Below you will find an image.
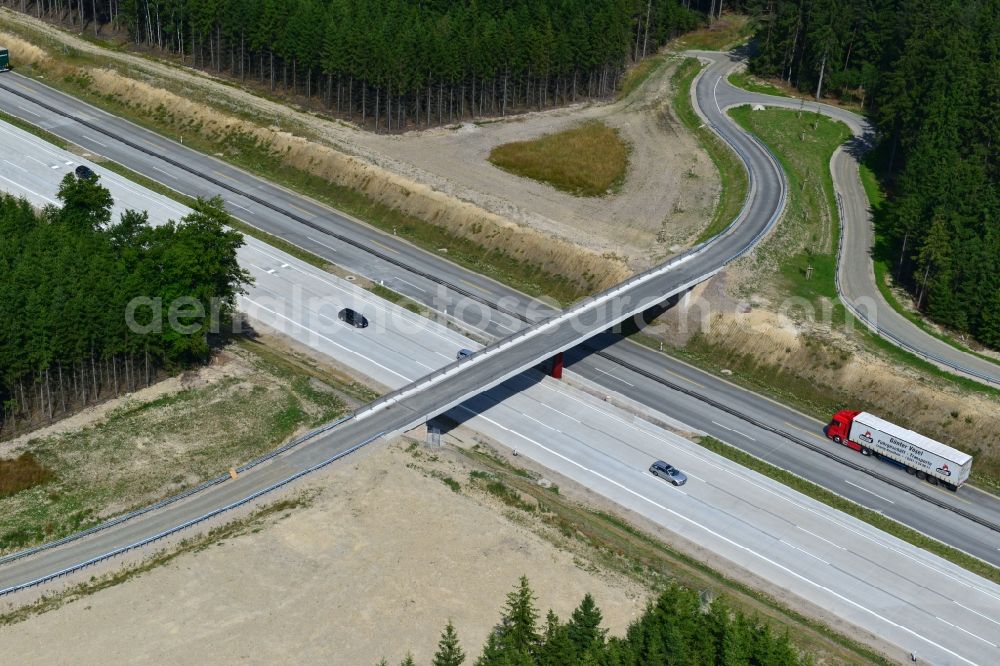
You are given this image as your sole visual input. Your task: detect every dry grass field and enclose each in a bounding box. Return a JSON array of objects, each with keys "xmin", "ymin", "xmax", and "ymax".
[
  {"xmin": 0, "ymin": 338, "xmax": 371, "ymax": 553},
  {"xmin": 489, "ymin": 121, "xmax": 630, "ymax": 197}
]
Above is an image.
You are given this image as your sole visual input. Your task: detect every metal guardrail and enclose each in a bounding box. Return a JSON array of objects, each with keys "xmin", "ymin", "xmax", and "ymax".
[
  {"xmin": 833, "ymin": 192, "xmax": 1000, "ymax": 387},
  {"xmin": 0, "ymin": 415, "xmax": 351, "ymax": 567},
  {"xmin": 0, "ymin": 68, "xmax": 990, "ymax": 596},
  {"xmin": 0, "ymin": 432, "xmax": 383, "ymax": 597}
]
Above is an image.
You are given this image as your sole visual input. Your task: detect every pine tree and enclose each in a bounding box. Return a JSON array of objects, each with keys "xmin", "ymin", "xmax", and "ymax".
[
  {"xmin": 537, "ymin": 610, "xmax": 576, "ymax": 666},
  {"xmin": 475, "ymin": 576, "xmax": 541, "ymax": 666},
  {"xmin": 502, "ymin": 576, "xmax": 542, "ymax": 656},
  {"xmin": 565, "ymin": 593, "xmax": 606, "ymax": 655},
  {"xmin": 433, "ymin": 621, "xmax": 466, "ymax": 666}
]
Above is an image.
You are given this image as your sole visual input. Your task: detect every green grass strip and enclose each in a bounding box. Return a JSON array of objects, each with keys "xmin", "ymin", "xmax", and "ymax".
[
  {"xmin": 698, "ymin": 436, "xmax": 1000, "ymax": 585},
  {"xmin": 727, "ymin": 71, "xmax": 790, "ymax": 97}
]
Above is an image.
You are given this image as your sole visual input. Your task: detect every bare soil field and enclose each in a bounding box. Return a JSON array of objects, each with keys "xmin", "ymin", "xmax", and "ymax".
[
  {"xmin": 0, "ymin": 441, "xmax": 649, "ymax": 666},
  {"xmin": 363, "ymin": 56, "xmax": 718, "ymax": 267}
]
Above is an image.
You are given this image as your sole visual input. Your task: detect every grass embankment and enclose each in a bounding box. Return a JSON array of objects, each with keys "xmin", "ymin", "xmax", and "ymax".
[
  {"xmin": 0, "ymin": 338, "xmax": 374, "ymax": 553},
  {"xmin": 618, "ymin": 53, "xmax": 667, "ymax": 100},
  {"xmin": 672, "ymin": 14, "xmax": 752, "ymax": 51},
  {"xmin": 727, "ymin": 71, "xmax": 790, "ymax": 97},
  {"xmin": 0, "ymin": 22, "xmax": 599, "ymax": 305},
  {"xmin": 489, "ymin": 121, "xmax": 629, "ymax": 197},
  {"xmin": 697, "ymin": 437, "xmax": 1000, "ymax": 586},
  {"xmin": 671, "ymin": 59, "xmax": 748, "ymax": 242},
  {"xmin": 451, "ymin": 444, "xmax": 889, "ymax": 666},
  {"xmin": 664, "ymin": 106, "xmax": 1000, "ymax": 489}
]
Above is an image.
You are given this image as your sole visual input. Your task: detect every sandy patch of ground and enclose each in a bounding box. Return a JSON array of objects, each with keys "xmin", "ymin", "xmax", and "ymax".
[
  {"xmin": 0, "ymin": 10, "xmax": 717, "ymax": 273},
  {"xmin": 0, "ymin": 351, "xmax": 247, "ymax": 458},
  {"xmin": 361, "ymin": 57, "xmax": 718, "ymax": 268},
  {"xmin": 0, "ymin": 440, "xmax": 648, "ymax": 665}
]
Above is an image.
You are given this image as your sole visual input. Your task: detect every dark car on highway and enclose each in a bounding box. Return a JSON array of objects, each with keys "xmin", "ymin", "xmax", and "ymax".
[
  {"xmin": 338, "ymin": 308, "xmax": 368, "ymax": 328},
  {"xmin": 649, "ymin": 460, "xmax": 687, "ymax": 486},
  {"xmin": 74, "ymin": 165, "xmax": 96, "ymax": 180}
]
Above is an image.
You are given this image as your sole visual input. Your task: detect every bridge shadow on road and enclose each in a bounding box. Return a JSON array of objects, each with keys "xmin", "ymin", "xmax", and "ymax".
[{"xmin": 431, "ymin": 293, "xmax": 684, "ymax": 435}]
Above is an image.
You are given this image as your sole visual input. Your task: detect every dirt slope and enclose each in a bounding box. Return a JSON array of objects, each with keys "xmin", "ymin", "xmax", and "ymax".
[{"xmin": 0, "ymin": 442, "xmax": 646, "ymax": 665}]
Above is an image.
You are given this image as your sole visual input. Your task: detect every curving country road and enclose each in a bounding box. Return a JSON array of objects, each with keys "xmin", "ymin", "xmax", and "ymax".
[{"xmin": 691, "ymin": 51, "xmax": 1000, "ymax": 387}]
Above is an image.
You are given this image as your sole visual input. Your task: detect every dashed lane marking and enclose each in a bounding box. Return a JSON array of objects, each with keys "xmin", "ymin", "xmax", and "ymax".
[
  {"xmin": 711, "ymin": 420, "xmax": 755, "ymax": 440},
  {"xmin": 594, "ymin": 367, "xmax": 634, "ymax": 387},
  {"xmin": 844, "ymin": 480, "xmax": 895, "ymax": 504},
  {"xmin": 81, "ymin": 134, "xmax": 107, "ymax": 147}
]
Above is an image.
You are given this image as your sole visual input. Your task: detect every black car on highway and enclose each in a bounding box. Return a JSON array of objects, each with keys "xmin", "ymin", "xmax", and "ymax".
[
  {"xmin": 338, "ymin": 308, "xmax": 369, "ymax": 328},
  {"xmin": 649, "ymin": 460, "xmax": 687, "ymax": 486},
  {"xmin": 74, "ymin": 165, "xmax": 96, "ymax": 180}
]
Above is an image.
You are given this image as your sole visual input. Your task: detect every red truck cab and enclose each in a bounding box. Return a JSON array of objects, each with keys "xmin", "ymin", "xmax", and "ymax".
[{"xmin": 824, "ymin": 409, "xmax": 862, "ymax": 452}]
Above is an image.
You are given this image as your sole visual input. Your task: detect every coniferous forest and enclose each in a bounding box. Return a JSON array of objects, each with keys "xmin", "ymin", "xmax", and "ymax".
[
  {"xmin": 397, "ymin": 577, "xmax": 807, "ymax": 666},
  {"xmin": 0, "ymin": 176, "xmax": 251, "ymax": 438},
  {"xmin": 747, "ymin": 0, "xmax": 1000, "ymax": 347},
  {"xmin": 3, "ymin": 0, "xmax": 708, "ymax": 129}
]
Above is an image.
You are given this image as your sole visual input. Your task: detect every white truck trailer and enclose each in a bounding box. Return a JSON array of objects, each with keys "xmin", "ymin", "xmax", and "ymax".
[{"xmin": 825, "ymin": 409, "xmax": 973, "ymax": 490}]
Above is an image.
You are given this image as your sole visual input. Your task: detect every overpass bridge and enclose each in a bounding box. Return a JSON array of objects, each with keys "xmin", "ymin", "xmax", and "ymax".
[{"xmin": 0, "ymin": 53, "xmax": 785, "ymax": 594}]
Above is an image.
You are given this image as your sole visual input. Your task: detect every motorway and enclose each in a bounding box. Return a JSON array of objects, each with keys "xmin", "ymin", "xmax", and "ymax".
[
  {"xmin": 5, "ymin": 115, "xmax": 998, "ymax": 564},
  {"xmin": 689, "ymin": 51, "xmax": 1000, "ymax": 387},
  {"xmin": 3, "ymin": 124, "xmax": 1000, "ymax": 665},
  {"xmin": 2, "ymin": 60, "xmax": 999, "ymax": 538},
  {"xmin": 2, "ymin": 55, "xmax": 1000, "ymax": 531}
]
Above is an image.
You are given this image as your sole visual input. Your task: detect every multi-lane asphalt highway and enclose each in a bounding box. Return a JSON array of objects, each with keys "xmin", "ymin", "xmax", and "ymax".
[
  {"xmin": 2, "ymin": 56, "xmax": 999, "ymax": 535},
  {"xmin": 689, "ymin": 51, "xmax": 1000, "ymax": 387},
  {"xmin": 3, "ymin": 126, "xmax": 1000, "ymax": 665},
  {"xmin": 2, "ymin": 60, "xmax": 997, "ymax": 537}
]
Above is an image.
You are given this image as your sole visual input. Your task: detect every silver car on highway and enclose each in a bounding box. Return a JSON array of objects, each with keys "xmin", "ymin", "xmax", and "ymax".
[{"xmin": 649, "ymin": 460, "xmax": 687, "ymax": 486}]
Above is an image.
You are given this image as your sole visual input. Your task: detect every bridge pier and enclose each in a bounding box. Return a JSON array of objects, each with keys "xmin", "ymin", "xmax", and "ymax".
[{"xmin": 549, "ymin": 351, "xmax": 564, "ymax": 379}]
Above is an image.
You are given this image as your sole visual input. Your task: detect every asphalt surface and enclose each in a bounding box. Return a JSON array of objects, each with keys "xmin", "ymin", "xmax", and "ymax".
[
  {"xmin": 2, "ymin": 59, "xmax": 996, "ymax": 529},
  {"xmin": 3, "ymin": 127, "xmax": 1000, "ymax": 665},
  {"xmin": 689, "ymin": 51, "xmax": 1000, "ymax": 387},
  {"xmin": 0, "ymin": 59, "xmax": 998, "ymax": 542}
]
